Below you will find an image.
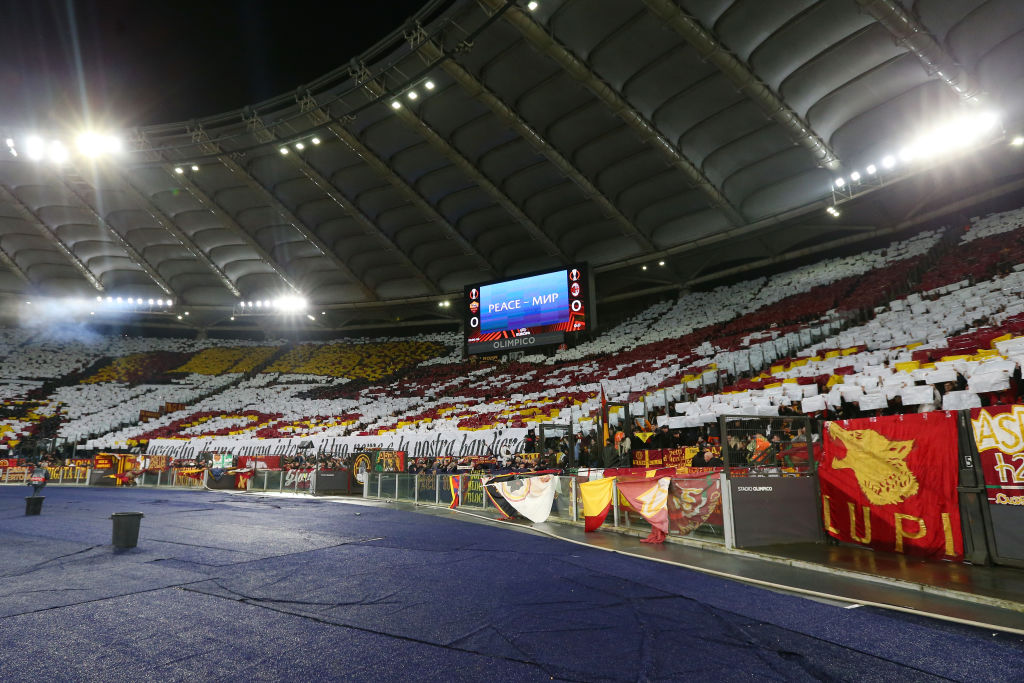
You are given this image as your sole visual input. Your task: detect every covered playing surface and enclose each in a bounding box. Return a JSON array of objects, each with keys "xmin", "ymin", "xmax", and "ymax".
[{"xmin": 1, "ymin": 486, "xmax": 1022, "ymax": 681}]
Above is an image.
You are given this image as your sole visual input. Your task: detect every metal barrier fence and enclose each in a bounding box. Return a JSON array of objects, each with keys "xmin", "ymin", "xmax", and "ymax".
[
  {"xmin": 363, "ymin": 472, "xmax": 725, "ymax": 543},
  {"xmin": 719, "ymin": 415, "xmax": 816, "ymax": 474}
]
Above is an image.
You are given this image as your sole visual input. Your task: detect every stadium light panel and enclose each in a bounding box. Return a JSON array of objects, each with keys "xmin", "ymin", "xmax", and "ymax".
[
  {"xmin": 642, "ymin": 265, "xmax": 647, "ymax": 271},
  {"xmin": 528, "ymin": 1, "xmax": 539, "ymax": 9},
  {"xmin": 833, "ymin": 177, "xmax": 845, "ymax": 188},
  {"xmin": 659, "ymin": 260, "xmax": 665, "ymax": 266},
  {"xmin": 116, "ymin": 297, "xmax": 123, "ymax": 303},
  {"xmin": 311, "ymin": 137, "xmax": 321, "ymax": 145},
  {"xmin": 391, "ymin": 101, "xmax": 401, "ymax": 110},
  {"xmin": 866, "ymin": 164, "xmax": 877, "ymax": 175},
  {"xmin": 174, "ymin": 167, "xmax": 184, "ymax": 174},
  {"xmin": 849, "ymin": 171, "xmax": 861, "ymax": 182},
  {"xmin": 882, "ymin": 155, "xmax": 896, "ymax": 169},
  {"xmin": 407, "ymin": 91, "xmax": 418, "ymax": 100},
  {"xmin": 148, "ymin": 298, "xmax": 154, "ymax": 305},
  {"xmin": 177, "ymin": 315, "xmax": 182, "ymax": 320},
  {"xmin": 48, "ymin": 141, "xmax": 69, "ymax": 164},
  {"xmin": 4, "ymin": 138, "xmax": 12, "ymax": 147},
  {"xmin": 190, "ymin": 164, "xmax": 199, "ymax": 171},
  {"xmin": 279, "ymin": 147, "xmax": 289, "ymax": 155},
  {"xmin": 1012, "ymin": 136, "xmax": 1024, "ymax": 147},
  {"xmin": 307, "ymin": 314, "xmax": 315, "ymax": 321},
  {"xmin": 230, "ymin": 316, "xmax": 235, "ymax": 321},
  {"xmin": 424, "ymin": 81, "xmax": 435, "ymax": 90},
  {"xmin": 295, "ymin": 142, "xmax": 305, "ymax": 150},
  {"xmin": 157, "ymin": 299, "xmax": 164, "ymax": 306}
]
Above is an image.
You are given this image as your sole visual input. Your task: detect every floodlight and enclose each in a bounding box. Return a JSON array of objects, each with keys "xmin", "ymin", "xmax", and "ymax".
[
  {"xmin": 127, "ymin": 298, "xmax": 134, "ymax": 304},
  {"xmin": 106, "ymin": 296, "xmax": 113, "ymax": 302},
  {"xmin": 850, "ymin": 171, "xmax": 861, "ymax": 182},
  {"xmin": 866, "ymin": 164, "xmax": 877, "ymax": 175},
  {"xmin": 438, "ymin": 301, "xmax": 445, "ymax": 307},
  {"xmin": 391, "ymin": 101, "xmax": 401, "ymax": 110},
  {"xmin": 76, "ymin": 133, "xmax": 102, "ymax": 157},
  {"xmin": 256, "ymin": 300, "xmax": 262, "ymax": 308},
  {"xmin": 407, "ymin": 91, "xmax": 418, "ymax": 100},
  {"xmin": 4, "ymin": 138, "xmax": 12, "ymax": 147},
  {"xmin": 177, "ymin": 315, "xmax": 182, "ymax": 320},
  {"xmin": 25, "ymin": 136, "xmax": 45, "ymax": 161},
  {"xmin": 833, "ymin": 177, "xmax": 845, "ymax": 188},
  {"xmin": 642, "ymin": 265, "xmax": 647, "ymax": 271},
  {"xmin": 116, "ymin": 297, "xmax": 123, "ymax": 303},
  {"xmin": 157, "ymin": 299, "xmax": 164, "ymax": 306},
  {"xmin": 424, "ymin": 81, "xmax": 435, "ymax": 90},
  {"xmin": 898, "ymin": 147, "xmax": 914, "ymax": 163},
  {"xmin": 295, "ymin": 142, "xmax": 305, "ymax": 150},
  {"xmin": 148, "ymin": 298, "xmax": 154, "ymax": 305},
  {"xmin": 230, "ymin": 316, "xmax": 235, "ymax": 321},
  {"xmin": 527, "ymin": 1, "xmax": 539, "ymax": 9},
  {"xmin": 280, "ymin": 147, "xmax": 289, "ymax": 155},
  {"xmin": 311, "ymin": 137, "xmax": 321, "ymax": 145},
  {"xmin": 1012, "ymin": 136, "xmax": 1024, "ymax": 147},
  {"xmin": 190, "ymin": 164, "xmax": 199, "ymax": 171},
  {"xmin": 882, "ymin": 155, "xmax": 896, "ymax": 169},
  {"xmin": 49, "ymin": 141, "xmax": 69, "ymax": 164},
  {"xmin": 174, "ymin": 167, "xmax": 184, "ymax": 174},
  {"xmin": 263, "ymin": 300, "xmax": 271, "ymax": 307},
  {"xmin": 307, "ymin": 314, "xmax": 315, "ymax": 321},
  {"xmin": 659, "ymin": 260, "xmax": 665, "ymax": 266}
]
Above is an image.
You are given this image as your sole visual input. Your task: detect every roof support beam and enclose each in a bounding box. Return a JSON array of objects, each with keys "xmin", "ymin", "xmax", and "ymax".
[
  {"xmin": 416, "ymin": 40, "xmax": 659, "ymax": 254},
  {"xmin": 478, "ymin": 0, "xmax": 746, "ymax": 226},
  {"xmin": 60, "ymin": 178, "xmax": 175, "ymax": 296},
  {"xmin": 0, "ymin": 244, "xmax": 31, "ymax": 288},
  {"xmin": 0, "ymin": 184, "xmax": 105, "ymax": 292},
  {"xmin": 856, "ymin": 0, "xmax": 981, "ymax": 101},
  {"xmin": 249, "ymin": 112, "xmax": 440, "ymax": 295},
  {"xmin": 362, "ymin": 76, "xmax": 572, "ymax": 263},
  {"xmin": 161, "ymin": 167, "xmax": 300, "ymax": 293},
  {"xmin": 214, "ymin": 152, "xmax": 378, "ymax": 301},
  {"xmin": 323, "ymin": 119, "xmax": 499, "ymax": 277},
  {"xmin": 188, "ymin": 122, "xmax": 377, "ymax": 301},
  {"xmin": 131, "ymin": 130, "xmax": 299, "ymax": 294},
  {"xmin": 112, "ymin": 171, "xmax": 242, "ymax": 297},
  {"xmin": 285, "ymin": 152, "xmax": 442, "ymax": 295},
  {"xmin": 641, "ymin": 0, "xmax": 841, "ymax": 171}
]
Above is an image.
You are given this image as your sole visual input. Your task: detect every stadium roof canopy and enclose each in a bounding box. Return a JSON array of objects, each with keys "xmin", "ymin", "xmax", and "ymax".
[{"xmin": 0, "ymin": 0, "xmax": 1022, "ymax": 333}]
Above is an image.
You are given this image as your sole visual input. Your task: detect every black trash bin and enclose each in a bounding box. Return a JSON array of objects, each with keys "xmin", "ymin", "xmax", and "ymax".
[
  {"xmin": 24, "ymin": 496, "xmax": 44, "ymax": 515},
  {"xmin": 110, "ymin": 512, "xmax": 144, "ymax": 548}
]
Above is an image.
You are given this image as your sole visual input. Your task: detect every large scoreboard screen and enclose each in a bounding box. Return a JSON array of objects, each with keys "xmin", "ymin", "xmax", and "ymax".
[{"xmin": 464, "ymin": 264, "xmax": 592, "ymax": 355}]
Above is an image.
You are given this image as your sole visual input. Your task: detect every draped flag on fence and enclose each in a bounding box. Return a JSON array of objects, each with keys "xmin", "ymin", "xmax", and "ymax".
[
  {"xmin": 489, "ymin": 474, "xmax": 556, "ymax": 524},
  {"xmin": 616, "ymin": 476, "xmax": 670, "ymax": 543},
  {"xmin": 667, "ymin": 474, "xmax": 721, "ymax": 535},
  {"xmin": 819, "ymin": 413, "xmax": 962, "ymax": 559},
  {"xmin": 970, "ymin": 405, "xmax": 1024, "ymax": 506},
  {"xmin": 580, "ymin": 477, "xmax": 615, "ymax": 531},
  {"xmin": 482, "ymin": 473, "xmax": 520, "ymax": 519},
  {"xmin": 448, "ymin": 475, "xmax": 461, "ymax": 509}
]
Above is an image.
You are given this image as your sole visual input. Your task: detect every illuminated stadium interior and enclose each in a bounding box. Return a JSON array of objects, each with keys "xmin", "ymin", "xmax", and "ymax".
[{"xmin": 3, "ymin": 1, "xmax": 1024, "ymax": 678}]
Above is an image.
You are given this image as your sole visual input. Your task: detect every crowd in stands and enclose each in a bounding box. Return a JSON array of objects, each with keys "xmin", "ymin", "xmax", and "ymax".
[{"xmin": 0, "ymin": 205, "xmax": 1024, "ymax": 460}]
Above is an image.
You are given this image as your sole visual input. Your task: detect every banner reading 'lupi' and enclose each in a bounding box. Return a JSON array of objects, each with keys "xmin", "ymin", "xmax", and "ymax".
[{"xmin": 819, "ymin": 413, "xmax": 962, "ymax": 560}]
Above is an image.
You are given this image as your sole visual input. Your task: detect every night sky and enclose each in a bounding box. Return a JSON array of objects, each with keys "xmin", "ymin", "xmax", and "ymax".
[{"xmin": 0, "ymin": 0, "xmax": 429, "ymax": 130}]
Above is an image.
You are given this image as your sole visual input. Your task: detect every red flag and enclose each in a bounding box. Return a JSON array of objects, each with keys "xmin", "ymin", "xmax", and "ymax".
[
  {"xmin": 579, "ymin": 477, "xmax": 615, "ymax": 531},
  {"xmin": 448, "ymin": 475, "xmax": 461, "ymax": 509},
  {"xmin": 616, "ymin": 476, "xmax": 670, "ymax": 543},
  {"xmin": 819, "ymin": 413, "xmax": 962, "ymax": 559},
  {"xmin": 668, "ymin": 474, "xmax": 721, "ymax": 535}
]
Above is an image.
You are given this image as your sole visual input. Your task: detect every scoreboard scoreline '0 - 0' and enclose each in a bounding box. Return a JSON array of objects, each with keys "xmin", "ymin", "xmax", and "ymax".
[{"xmin": 464, "ymin": 265, "xmax": 594, "ymax": 355}]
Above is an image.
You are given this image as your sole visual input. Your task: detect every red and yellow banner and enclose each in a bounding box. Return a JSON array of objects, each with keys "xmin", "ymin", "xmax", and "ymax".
[
  {"xmin": 668, "ymin": 474, "xmax": 722, "ymax": 535},
  {"xmin": 617, "ymin": 476, "xmax": 670, "ymax": 543},
  {"xmin": 820, "ymin": 413, "xmax": 962, "ymax": 560},
  {"xmin": 970, "ymin": 405, "xmax": 1024, "ymax": 506}
]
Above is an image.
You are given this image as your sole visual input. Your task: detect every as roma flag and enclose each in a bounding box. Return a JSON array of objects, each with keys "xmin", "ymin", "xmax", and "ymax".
[
  {"xmin": 616, "ymin": 476, "xmax": 670, "ymax": 544},
  {"xmin": 819, "ymin": 413, "xmax": 962, "ymax": 560},
  {"xmin": 579, "ymin": 477, "xmax": 615, "ymax": 531}
]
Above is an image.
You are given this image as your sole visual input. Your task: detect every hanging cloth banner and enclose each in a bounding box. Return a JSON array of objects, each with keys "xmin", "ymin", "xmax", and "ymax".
[
  {"xmin": 448, "ymin": 475, "xmax": 461, "ymax": 509},
  {"xmin": 616, "ymin": 476, "xmax": 670, "ymax": 544},
  {"xmin": 969, "ymin": 405, "xmax": 1024, "ymax": 505},
  {"xmin": 819, "ymin": 413, "xmax": 963, "ymax": 560},
  {"xmin": 579, "ymin": 477, "xmax": 615, "ymax": 532},
  {"xmin": 483, "ymin": 473, "xmax": 520, "ymax": 519},
  {"xmin": 490, "ymin": 474, "xmax": 557, "ymax": 524},
  {"xmin": 667, "ymin": 474, "xmax": 722, "ymax": 535}
]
